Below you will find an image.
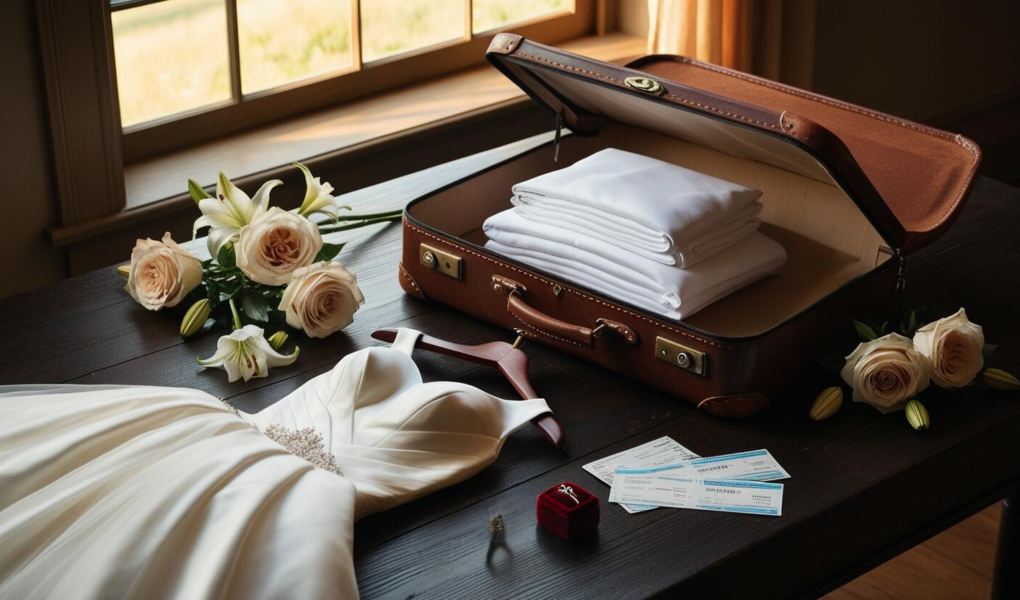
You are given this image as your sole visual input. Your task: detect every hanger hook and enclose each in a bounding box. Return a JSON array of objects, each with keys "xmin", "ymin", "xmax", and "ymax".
[{"xmin": 512, "ymin": 328, "xmax": 526, "ymax": 349}]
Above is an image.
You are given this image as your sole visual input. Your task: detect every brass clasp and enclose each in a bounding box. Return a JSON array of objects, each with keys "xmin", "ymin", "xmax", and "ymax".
[
  {"xmin": 654, "ymin": 336, "xmax": 707, "ymax": 376},
  {"xmin": 624, "ymin": 76, "xmax": 665, "ymax": 96},
  {"xmin": 420, "ymin": 243, "xmax": 462, "ymax": 280}
]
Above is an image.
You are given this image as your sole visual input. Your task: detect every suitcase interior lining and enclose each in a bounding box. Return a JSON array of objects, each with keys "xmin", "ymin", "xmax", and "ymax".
[
  {"xmin": 409, "ymin": 73, "xmax": 893, "ymax": 338},
  {"xmin": 630, "ymin": 56, "xmax": 980, "ymax": 247}
]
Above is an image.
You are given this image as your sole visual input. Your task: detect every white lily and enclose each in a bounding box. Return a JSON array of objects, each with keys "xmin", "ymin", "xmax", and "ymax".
[
  {"xmin": 196, "ymin": 324, "xmax": 299, "ymax": 382},
  {"xmin": 193, "ymin": 172, "xmax": 282, "ymax": 259},
  {"xmin": 294, "ymin": 162, "xmax": 350, "ymax": 221}
]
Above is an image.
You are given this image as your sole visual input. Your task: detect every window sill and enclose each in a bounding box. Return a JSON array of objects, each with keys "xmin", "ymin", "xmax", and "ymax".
[{"xmin": 47, "ymin": 33, "xmax": 644, "ymax": 248}]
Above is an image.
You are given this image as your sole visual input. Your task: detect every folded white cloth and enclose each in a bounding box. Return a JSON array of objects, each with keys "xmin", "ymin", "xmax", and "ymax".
[
  {"xmin": 484, "ymin": 209, "xmax": 787, "ymax": 320},
  {"xmin": 511, "ymin": 148, "xmax": 763, "ymax": 268}
]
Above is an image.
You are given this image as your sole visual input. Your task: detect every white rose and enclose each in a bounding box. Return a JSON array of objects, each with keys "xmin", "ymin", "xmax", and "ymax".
[
  {"xmin": 913, "ymin": 308, "xmax": 985, "ymax": 388},
  {"xmin": 841, "ymin": 333, "xmax": 931, "ymax": 413},
  {"xmin": 236, "ymin": 206, "xmax": 322, "ymax": 286},
  {"xmin": 125, "ymin": 232, "xmax": 203, "ymax": 311},
  {"xmin": 279, "ymin": 262, "xmax": 365, "ymax": 338}
]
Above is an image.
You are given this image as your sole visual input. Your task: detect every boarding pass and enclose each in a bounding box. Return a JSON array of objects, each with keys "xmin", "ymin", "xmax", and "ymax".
[
  {"xmin": 581, "ymin": 437, "xmax": 700, "ymax": 514},
  {"xmin": 609, "ymin": 475, "xmax": 784, "ymax": 516},
  {"xmin": 615, "ymin": 449, "xmax": 790, "ymax": 482}
]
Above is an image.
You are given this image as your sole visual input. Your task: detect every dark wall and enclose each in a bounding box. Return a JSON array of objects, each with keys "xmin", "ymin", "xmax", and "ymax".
[
  {"xmin": 0, "ymin": 0, "xmax": 65, "ymax": 298},
  {"xmin": 813, "ymin": 0, "xmax": 1020, "ymax": 120}
]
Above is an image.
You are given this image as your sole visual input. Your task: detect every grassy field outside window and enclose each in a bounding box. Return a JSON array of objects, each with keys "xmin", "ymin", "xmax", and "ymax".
[{"xmin": 113, "ymin": 0, "xmax": 566, "ymax": 127}]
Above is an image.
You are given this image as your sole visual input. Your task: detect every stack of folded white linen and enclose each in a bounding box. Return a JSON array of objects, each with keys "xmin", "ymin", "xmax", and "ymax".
[{"xmin": 483, "ymin": 148, "xmax": 787, "ymax": 320}]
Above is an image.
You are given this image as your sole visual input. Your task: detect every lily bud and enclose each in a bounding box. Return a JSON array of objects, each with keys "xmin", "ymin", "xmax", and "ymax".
[
  {"xmin": 267, "ymin": 331, "xmax": 289, "ymax": 351},
  {"xmin": 188, "ymin": 178, "xmax": 211, "ymax": 206},
  {"xmin": 117, "ymin": 264, "xmax": 131, "ymax": 279},
  {"xmin": 983, "ymin": 368, "xmax": 1020, "ymax": 391},
  {"xmin": 809, "ymin": 387, "xmax": 843, "ymax": 421},
  {"xmin": 905, "ymin": 399, "xmax": 930, "ymax": 431},
  {"xmin": 180, "ymin": 299, "xmax": 211, "ymax": 338}
]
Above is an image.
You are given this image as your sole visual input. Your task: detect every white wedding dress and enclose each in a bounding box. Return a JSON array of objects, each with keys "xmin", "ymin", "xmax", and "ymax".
[{"xmin": 0, "ymin": 329, "xmax": 551, "ymax": 599}]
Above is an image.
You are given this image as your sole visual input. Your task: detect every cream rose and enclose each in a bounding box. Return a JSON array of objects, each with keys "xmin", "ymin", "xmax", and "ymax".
[
  {"xmin": 125, "ymin": 232, "xmax": 203, "ymax": 311},
  {"xmin": 279, "ymin": 262, "xmax": 364, "ymax": 338},
  {"xmin": 913, "ymin": 308, "xmax": 985, "ymax": 388},
  {"xmin": 236, "ymin": 207, "xmax": 322, "ymax": 286},
  {"xmin": 841, "ymin": 333, "xmax": 931, "ymax": 413}
]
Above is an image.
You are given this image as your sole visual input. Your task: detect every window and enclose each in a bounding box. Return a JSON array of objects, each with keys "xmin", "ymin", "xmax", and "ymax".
[
  {"xmin": 109, "ymin": 0, "xmax": 592, "ymax": 161},
  {"xmin": 37, "ymin": 0, "xmax": 626, "ymax": 252}
]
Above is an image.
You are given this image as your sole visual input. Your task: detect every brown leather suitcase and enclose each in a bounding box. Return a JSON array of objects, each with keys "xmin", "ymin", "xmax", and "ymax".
[{"xmin": 398, "ymin": 34, "xmax": 981, "ymax": 417}]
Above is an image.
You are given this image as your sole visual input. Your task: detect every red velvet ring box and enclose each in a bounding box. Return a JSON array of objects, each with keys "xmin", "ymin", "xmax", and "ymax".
[{"xmin": 536, "ymin": 482, "xmax": 599, "ymax": 541}]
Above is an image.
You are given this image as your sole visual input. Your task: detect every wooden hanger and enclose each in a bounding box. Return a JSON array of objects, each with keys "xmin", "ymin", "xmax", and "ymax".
[{"xmin": 370, "ymin": 328, "xmax": 566, "ymax": 450}]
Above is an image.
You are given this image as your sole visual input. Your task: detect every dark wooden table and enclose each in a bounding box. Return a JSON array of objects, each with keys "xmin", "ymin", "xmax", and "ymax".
[{"xmin": 3, "ymin": 136, "xmax": 1019, "ymax": 599}]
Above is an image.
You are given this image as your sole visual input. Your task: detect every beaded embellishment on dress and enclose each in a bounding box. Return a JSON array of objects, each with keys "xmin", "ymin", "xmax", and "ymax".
[{"xmin": 263, "ymin": 424, "xmax": 343, "ymax": 476}]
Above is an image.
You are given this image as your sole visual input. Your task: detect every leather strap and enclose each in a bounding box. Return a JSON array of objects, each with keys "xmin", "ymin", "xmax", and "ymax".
[{"xmin": 487, "ymin": 34, "xmax": 784, "ymax": 134}]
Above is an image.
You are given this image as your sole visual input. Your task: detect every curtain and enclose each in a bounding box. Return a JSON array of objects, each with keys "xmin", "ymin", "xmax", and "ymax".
[{"xmin": 646, "ymin": 0, "xmax": 816, "ymax": 88}]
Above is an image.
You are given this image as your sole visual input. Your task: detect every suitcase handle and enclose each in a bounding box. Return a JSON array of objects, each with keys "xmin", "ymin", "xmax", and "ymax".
[{"xmin": 491, "ymin": 275, "xmax": 637, "ymax": 348}]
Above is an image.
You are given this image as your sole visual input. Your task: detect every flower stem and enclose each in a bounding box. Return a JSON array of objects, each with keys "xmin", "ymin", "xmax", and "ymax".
[
  {"xmin": 328, "ymin": 209, "xmax": 402, "ymax": 222},
  {"xmin": 229, "ymin": 297, "xmax": 243, "ymax": 330},
  {"xmin": 317, "ymin": 213, "xmax": 402, "ymax": 234}
]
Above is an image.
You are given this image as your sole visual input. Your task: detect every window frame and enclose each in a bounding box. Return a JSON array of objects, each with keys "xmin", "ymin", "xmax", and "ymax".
[{"xmin": 111, "ymin": 0, "xmax": 596, "ymax": 162}]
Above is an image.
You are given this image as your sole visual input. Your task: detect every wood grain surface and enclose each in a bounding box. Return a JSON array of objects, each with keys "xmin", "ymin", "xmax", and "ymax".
[
  {"xmin": 1, "ymin": 137, "xmax": 1018, "ymax": 599},
  {"xmin": 826, "ymin": 504, "xmax": 1002, "ymax": 600}
]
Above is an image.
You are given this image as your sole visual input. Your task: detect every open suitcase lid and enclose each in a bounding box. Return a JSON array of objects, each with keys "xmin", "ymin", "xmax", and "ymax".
[{"xmin": 486, "ymin": 34, "xmax": 981, "ymax": 254}]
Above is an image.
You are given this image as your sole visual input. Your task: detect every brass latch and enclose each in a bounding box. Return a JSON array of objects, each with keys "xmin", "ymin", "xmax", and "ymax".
[
  {"xmin": 624, "ymin": 76, "xmax": 665, "ymax": 96},
  {"xmin": 654, "ymin": 336, "xmax": 707, "ymax": 376},
  {"xmin": 420, "ymin": 243, "xmax": 462, "ymax": 280}
]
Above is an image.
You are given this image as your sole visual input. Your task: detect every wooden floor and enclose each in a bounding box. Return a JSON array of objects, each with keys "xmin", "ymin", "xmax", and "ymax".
[{"xmin": 826, "ymin": 503, "xmax": 1002, "ymax": 600}]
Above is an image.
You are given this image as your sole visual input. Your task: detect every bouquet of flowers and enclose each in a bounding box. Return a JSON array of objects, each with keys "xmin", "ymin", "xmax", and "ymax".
[
  {"xmin": 118, "ymin": 163, "xmax": 400, "ymax": 382},
  {"xmin": 809, "ymin": 302, "xmax": 1019, "ymax": 430}
]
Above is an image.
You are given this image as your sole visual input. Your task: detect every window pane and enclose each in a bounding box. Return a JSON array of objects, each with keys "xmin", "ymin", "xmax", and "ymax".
[
  {"xmin": 473, "ymin": 0, "xmax": 568, "ymax": 34},
  {"xmin": 361, "ymin": 0, "xmax": 465, "ymax": 63},
  {"xmin": 112, "ymin": 0, "xmax": 231, "ymax": 127},
  {"xmin": 238, "ymin": 0, "xmax": 354, "ymax": 94}
]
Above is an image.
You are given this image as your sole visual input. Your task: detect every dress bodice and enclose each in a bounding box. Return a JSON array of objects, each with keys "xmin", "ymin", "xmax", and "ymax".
[{"xmin": 241, "ymin": 328, "xmax": 551, "ymax": 518}]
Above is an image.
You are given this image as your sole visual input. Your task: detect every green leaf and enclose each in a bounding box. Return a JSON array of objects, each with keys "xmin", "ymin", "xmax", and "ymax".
[
  {"xmin": 853, "ymin": 319, "xmax": 878, "ymax": 341},
  {"xmin": 898, "ymin": 310, "xmax": 919, "ymax": 337},
  {"xmin": 314, "ymin": 242, "xmax": 345, "ymax": 263},
  {"xmin": 900, "ymin": 309, "xmax": 918, "ymax": 336},
  {"xmin": 188, "ymin": 179, "xmax": 211, "ymax": 206},
  {"xmin": 242, "ymin": 293, "xmax": 270, "ymax": 323},
  {"xmin": 879, "ymin": 321, "xmax": 889, "ymax": 336},
  {"xmin": 983, "ymin": 343, "xmax": 999, "ymax": 357},
  {"xmin": 217, "ymin": 243, "xmax": 236, "ymax": 269},
  {"xmin": 818, "ymin": 354, "xmax": 846, "ymax": 372}
]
